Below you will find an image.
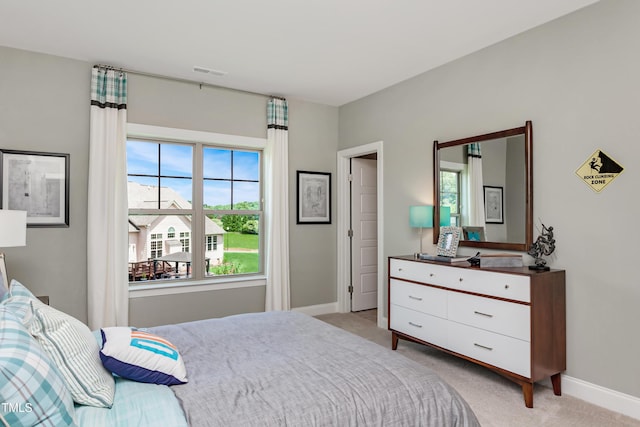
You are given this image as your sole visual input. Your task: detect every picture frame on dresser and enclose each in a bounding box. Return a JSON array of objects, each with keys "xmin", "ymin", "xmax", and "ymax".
[
  {"xmin": 462, "ymin": 226, "xmax": 485, "ymax": 242},
  {"xmin": 436, "ymin": 226, "xmax": 461, "ymax": 257}
]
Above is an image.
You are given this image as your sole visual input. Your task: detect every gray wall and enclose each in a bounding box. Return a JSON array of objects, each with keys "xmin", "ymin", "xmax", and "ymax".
[
  {"xmin": 0, "ymin": 46, "xmax": 339, "ymax": 326},
  {"xmin": 339, "ymin": 0, "xmax": 640, "ymax": 398}
]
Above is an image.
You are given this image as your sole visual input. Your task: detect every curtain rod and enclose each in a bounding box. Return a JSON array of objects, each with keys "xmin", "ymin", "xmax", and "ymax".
[{"xmin": 93, "ymin": 64, "xmax": 286, "ymax": 101}]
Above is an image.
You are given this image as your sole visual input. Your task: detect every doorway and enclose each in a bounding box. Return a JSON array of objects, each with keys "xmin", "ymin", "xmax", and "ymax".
[
  {"xmin": 336, "ymin": 141, "xmax": 384, "ymax": 328},
  {"xmin": 350, "ymin": 156, "xmax": 377, "ymax": 312}
]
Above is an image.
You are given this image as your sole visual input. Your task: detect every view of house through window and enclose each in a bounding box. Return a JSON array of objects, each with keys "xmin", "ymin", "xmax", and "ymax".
[{"xmin": 127, "ymin": 139, "xmax": 262, "ymax": 284}]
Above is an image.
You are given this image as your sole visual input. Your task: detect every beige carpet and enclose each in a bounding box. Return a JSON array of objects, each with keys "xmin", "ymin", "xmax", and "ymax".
[{"xmin": 316, "ymin": 310, "xmax": 640, "ymax": 427}]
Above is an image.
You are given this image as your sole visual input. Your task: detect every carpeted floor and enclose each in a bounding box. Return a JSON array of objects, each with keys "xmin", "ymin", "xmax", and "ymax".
[{"xmin": 315, "ymin": 310, "xmax": 640, "ymax": 427}]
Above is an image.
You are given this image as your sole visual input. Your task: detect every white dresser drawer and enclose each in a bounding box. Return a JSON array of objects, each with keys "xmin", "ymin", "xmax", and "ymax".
[
  {"xmin": 447, "ymin": 292, "xmax": 530, "ymax": 341},
  {"xmin": 390, "ymin": 305, "xmax": 448, "ymax": 349},
  {"xmin": 389, "ymin": 259, "xmax": 461, "ymax": 288},
  {"xmin": 448, "ymin": 321, "xmax": 531, "ymax": 377},
  {"xmin": 390, "ymin": 279, "xmax": 447, "ymax": 318},
  {"xmin": 450, "ymin": 269, "xmax": 530, "ymax": 303}
]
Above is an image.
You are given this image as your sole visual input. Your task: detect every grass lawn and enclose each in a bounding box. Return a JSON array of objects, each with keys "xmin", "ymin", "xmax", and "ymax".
[
  {"xmin": 224, "ymin": 232, "xmax": 258, "ymax": 250},
  {"xmin": 222, "ymin": 252, "xmax": 259, "ymax": 274}
]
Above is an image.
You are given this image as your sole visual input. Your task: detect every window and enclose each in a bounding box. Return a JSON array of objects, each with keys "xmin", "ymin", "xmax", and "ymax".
[
  {"xmin": 440, "ymin": 169, "xmax": 461, "ymax": 226},
  {"xmin": 127, "ymin": 136, "xmax": 262, "ymax": 284},
  {"xmin": 150, "ymin": 234, "xmax": 163, "ymax": 259},
  {"xmin": 207, "ymin": 235, "xmax": 218, "ymax": 251},
  {"xmin": 180, "ymin": 231, "xmax": 190, "ymax": 253}
]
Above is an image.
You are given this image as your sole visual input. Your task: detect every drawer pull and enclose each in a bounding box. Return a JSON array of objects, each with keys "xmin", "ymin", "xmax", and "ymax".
[
  {"xmin": 505, "ymin": 284, "xmax": 510, "ymax": 289},
  {"xmin": 474, "ymin": 343, "xmax": 493, "ymax": 351},
  {"xmin": 474, "ymin": 311, "xmax": 494, "ymax": 318},
  {"xmin": 408, "ymin": 322, "xmax": 423, "ymax": 328},
  {"xmin": 408, "ymin": 295, "xmax": 423, "ymax": 301},
  {"xmin": 429, "ymin": 273, "xmax": 434, "ymax": 277},
  {"xmin": 459, "ymin": 277, "xmax": 463, "ymax": 282}
]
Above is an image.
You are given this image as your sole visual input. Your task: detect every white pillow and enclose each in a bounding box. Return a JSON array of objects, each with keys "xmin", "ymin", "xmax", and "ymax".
[
  {"xmin": 28, "ymin": 302, "xmax": 116, "ymax": 408},
  {"xmin": 100, "ymin": 327, "xmax": 188, "ymax": 386}
]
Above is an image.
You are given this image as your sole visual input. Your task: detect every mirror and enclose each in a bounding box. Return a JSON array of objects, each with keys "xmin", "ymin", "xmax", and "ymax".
[{"xmin": 433, "ymin": 121, "xmax": 532, "ymax": 251}]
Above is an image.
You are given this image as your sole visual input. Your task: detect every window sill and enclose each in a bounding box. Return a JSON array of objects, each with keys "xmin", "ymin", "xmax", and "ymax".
[{"xmin": 128, "ymin": 275, "xmax": 267, "ymax": 298}]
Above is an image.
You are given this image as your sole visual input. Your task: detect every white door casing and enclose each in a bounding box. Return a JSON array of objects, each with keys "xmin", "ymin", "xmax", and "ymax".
[
  {"xmin": 350, "ymin": 158, "xmax": 378, "ymax": 311},
  {"xmin": 337, "ymin": 141, "xmax": 385, "ymax": 328}
]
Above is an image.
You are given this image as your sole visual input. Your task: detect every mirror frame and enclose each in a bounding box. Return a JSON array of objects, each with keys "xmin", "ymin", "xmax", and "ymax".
[{"xmin": 433, "ymin": 121, "xmax": 533, "ymax": 251}]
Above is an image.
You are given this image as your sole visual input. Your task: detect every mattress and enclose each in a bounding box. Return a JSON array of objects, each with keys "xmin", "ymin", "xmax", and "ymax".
[{"xmin": 151, "ymin": 311, "xmax": 479, "ymax": 426}]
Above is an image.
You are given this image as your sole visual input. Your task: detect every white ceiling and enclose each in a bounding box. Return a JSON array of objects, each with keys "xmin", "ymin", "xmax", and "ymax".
[{"xmin": 0, "ymin": 0, "xmax": 598, "ymax": 106}]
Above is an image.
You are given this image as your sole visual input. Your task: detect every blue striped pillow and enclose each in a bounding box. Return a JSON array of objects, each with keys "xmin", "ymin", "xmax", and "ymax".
[
  {"xmin": 0, "ymin": 308, "xmax": 77, "ymax": 426},
  {"xmin": 1, "ymin": 280, "xmax": 115, "ymax": 408},
  {"xmin": 29, "ymin": 302, "xmax": 116, "ymax": 408}
]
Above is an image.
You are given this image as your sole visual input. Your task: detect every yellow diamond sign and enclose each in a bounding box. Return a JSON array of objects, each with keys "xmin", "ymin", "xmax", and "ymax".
[{"xmin": 575, "ymin": 149, "xmax": 624, "ymax": 193}]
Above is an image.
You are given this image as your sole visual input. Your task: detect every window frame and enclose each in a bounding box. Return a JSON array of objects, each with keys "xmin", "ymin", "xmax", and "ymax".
[
  {"xmin": 127, "ymin": 123, "xmax": 267, "ymax": 295},
  {"xmin": 439, "ymin": 162, "xmax": 464, "ymax": 227}
]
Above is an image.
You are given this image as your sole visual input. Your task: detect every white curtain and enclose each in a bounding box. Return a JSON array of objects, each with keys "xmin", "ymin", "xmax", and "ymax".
[
  {"xmin": 467, "ymin": 143, "xmax": 486, "ymax": 227},
  {"xmin": 264, "ymin": 98, "xmax": 291, "ymax": 311},
  {"xmin": 87, "ymin": 67, "xmax": 129, "ymax": 329}
]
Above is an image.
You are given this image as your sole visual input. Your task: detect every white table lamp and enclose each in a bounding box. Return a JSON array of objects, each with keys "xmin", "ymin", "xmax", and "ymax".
[{"xmin": 0, "ymin": 210, "xmax": 27, "ymax": 248}]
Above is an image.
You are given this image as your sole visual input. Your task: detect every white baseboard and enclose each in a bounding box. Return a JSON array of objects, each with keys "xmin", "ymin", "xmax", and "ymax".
[
  {"xmin": 292, "ymin": 302, "xmax": 338, "ymax": 317},
  {"xmin": 562, "ymin": 375, "xmax": 640, "ymax": 421}
]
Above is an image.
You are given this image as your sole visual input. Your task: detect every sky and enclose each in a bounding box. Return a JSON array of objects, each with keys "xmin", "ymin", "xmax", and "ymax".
[{"xmin": 126, "ymin": 140, "xmax": 260, "ymax": 206}]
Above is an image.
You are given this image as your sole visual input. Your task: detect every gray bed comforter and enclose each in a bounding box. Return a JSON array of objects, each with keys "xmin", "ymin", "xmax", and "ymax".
[{"xmin": 151, "ymin": 311, "xmax": 479, "ymax": 427}]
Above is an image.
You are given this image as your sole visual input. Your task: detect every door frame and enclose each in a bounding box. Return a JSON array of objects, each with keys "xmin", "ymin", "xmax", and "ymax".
[{"xmin": 336, "ymin": 141, "xmax": 385, "ymax": 328}]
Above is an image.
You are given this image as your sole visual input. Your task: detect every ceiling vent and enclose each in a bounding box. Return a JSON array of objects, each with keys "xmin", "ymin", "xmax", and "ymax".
[{"xmin": 193, "ymin": 66, "xmax": 227, "ymax": 76}]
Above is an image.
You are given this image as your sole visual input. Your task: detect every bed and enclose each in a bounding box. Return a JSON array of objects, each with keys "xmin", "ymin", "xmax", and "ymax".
[{"xmin": 1, "ymin": 280, "xmax": 479, "ymax": 426}]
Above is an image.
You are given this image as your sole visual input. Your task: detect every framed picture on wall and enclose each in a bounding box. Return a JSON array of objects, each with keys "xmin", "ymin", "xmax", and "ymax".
[
  {"xmin": 296, "ymin": 171, "xmax": 331, "ymax": 224},
  {"xmin": 483, "ymin": 185, "xmax": 504, "ymax": 224},
  {"xmin": 0, "ymin": 149, "xmax": 70, "ymax": 227}
]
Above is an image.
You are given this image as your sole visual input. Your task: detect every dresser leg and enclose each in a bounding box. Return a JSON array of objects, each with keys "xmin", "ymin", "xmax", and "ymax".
[
  {"xmin": 551, "ymin": 373, "xmax": 562, "ymax": 396},
  {"xmin": 522, "ymin": 383, "xmax": 534, "ymax": 408},
  {"xmin": 391, "ymin": 332, "xmax": 399, "ymax": 350}
]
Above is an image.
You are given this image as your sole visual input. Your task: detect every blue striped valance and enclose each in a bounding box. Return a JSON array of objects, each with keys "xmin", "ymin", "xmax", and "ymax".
[
  {"xmin": 467, "ymin": 142, "xmax": 482, "ymax": 158},
  {"xmin": 91, "ymin": 66, "xmax": 127, "ymax": 110},
  {"xmin": 267, "ymin": 98, "xmax": 288, "ymax": 130}
]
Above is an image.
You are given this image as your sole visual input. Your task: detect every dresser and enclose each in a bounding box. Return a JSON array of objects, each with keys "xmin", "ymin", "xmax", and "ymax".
[{"xmin": 388, "ymin": 255, "xmax": 565, "ymax": 408}]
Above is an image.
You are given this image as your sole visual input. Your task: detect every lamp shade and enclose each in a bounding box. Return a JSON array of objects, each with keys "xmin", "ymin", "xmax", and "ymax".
[
  {"xmin": 0, "ymin": 210, "xmax": 27, "ymax": 247},
  {"xmin": 409, "ymin": 206, "xmax": 433, "ymax": 228},
  {"xmin": 440, "ymin": 206, "xmax": 451, "ymax": 227}
]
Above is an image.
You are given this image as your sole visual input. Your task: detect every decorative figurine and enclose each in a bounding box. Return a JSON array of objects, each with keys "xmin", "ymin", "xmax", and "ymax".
[{"xmin": 527, "ymin": 223, "xmax": 555, "ymax": 271}]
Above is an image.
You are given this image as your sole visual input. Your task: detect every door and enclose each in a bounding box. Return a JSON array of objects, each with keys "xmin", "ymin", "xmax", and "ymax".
[{"xmin": 350, "ymin": 157, "xmax": 378, "ymax": 311}]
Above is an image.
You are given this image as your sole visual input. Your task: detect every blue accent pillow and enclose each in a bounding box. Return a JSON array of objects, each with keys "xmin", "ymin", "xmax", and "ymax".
[
  {"xmin": 100, "ymin": 327, "xmax": 188, "ymax": 386},
  {"xmin": 0, "ymin": 308, "xmax": 77, "ymax": 426}
]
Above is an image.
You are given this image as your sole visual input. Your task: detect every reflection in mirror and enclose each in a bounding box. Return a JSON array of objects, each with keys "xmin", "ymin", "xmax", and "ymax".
[{"xmin": 433, "ymin": 122, "xmax": 532, "ymax": 252}]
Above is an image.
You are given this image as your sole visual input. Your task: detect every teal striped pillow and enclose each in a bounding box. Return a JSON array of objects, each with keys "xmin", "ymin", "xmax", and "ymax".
[
  {"xmin": 28, "ymin": 302, "xmax": 116, "ymax": 408},
  {"xmin": 0, "ymin": 308, "xmax": 77, "ymax": 426},
  {"xmin": 7, "ymin": 279, "xmax": 36, "ymax": 299}
]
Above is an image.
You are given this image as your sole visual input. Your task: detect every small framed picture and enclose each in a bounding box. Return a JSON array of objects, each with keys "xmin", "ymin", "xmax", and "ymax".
[
  {"xmin": 483, "ymin": 185, "xmax": 504, "ymax": 224},
  {"xmin": 463, "ymin": 226, "xmax": 485, "ymax": 242},
  {"xmin": 0, "ymin": 149, "xmax": 70, "ymax": 227},
  {"xmin": 436, "ymin": 226, "xmax": 461, "ymax": 257},
  {"xmin": 297, "ymin": 171, "xmax": 331, "ymax": 224}
]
